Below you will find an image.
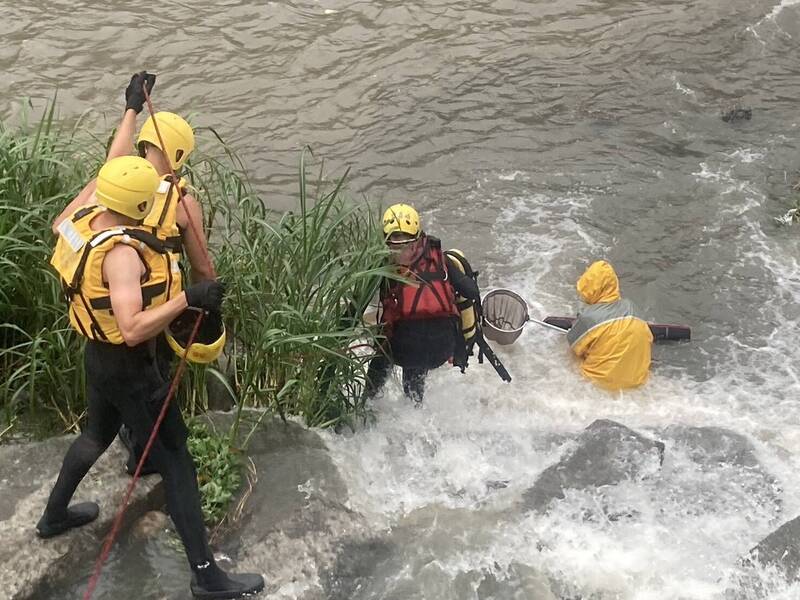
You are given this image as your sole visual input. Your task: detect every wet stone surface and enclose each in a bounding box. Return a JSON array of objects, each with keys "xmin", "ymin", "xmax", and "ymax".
[
  {"xmin": 0, "ymin": 437, "xmax": 163, "ymax": 600},
  {"xmin": 522, "ymin": 419, "xmax": 666, "ymax": 513}
]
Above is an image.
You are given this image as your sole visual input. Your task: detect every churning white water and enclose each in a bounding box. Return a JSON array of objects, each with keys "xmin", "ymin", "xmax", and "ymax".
[
  {"xmin": 320, "ymin": 146, "xmax": 800, "ymax": 598},
  {"xmin": 9, "ymin": 0, "xmax": 800, "ymax": 596}
]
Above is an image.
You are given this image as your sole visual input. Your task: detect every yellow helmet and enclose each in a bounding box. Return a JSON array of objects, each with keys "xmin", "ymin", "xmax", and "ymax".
[
  {"xmin": 95, "ymin": 156, "xmax": 160, "ymax": 220},
  {"xmin": 165, "ymin": 308, "xmax": 226, "ymax": 364},
  {"xmin": 382, "ymin": 203, "xmax": 420, "ymax": 237},
  {"xmin": 137, "ymin": 112, "xmax": 195, "ymax": 170}
]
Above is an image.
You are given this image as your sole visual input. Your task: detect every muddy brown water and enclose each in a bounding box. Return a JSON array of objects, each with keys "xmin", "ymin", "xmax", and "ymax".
[{"xmin": 5, "ymin": 0, "xmax": 800, "ymax": 598}]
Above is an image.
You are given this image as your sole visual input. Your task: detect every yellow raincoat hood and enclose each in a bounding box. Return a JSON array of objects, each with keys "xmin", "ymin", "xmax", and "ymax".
[
  {"xmin": 577, "ymin": 260, "xmax": 621, "ymax": 304},
  {"xmin": 567, "ymin": 260, "xmax": 652, "ymax": 391}
]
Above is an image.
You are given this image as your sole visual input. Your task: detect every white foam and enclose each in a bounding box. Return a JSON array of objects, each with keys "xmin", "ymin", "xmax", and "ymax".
[
  {"xmin": 727, "ymin": 148, "xmax": 766, "ymax": 163},
  {"xmin": 763, "ymin": 0, "xmax": 800, "ymax": 22},
  {"xmin": 671, "ymin": 74, "xmax": 696, "ymax": 97},
  {"xmin": 497, "ymin": 170, "xmax": 527, "ymax": 181},
  {"xmin": 750, "ymin": 0, "xmax": 800, "ymax": 38},
  {"xmin": 321, "ymin": 170, "xmax": 800, "ymax": 597}
]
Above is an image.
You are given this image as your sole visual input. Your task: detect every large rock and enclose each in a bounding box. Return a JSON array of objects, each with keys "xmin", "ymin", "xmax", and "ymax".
[
  {"xmin": 725, "ymin": 516, "xmax": 800, "ymax": 599},
  {"xmin": 210, "ymin": 414, "xmax": 388, "ymax": 600},
  {"xmin": 662, "ymin": 425, "xmax": 764, "ymax": 470},
  {"xmin": 660, "ymin": 425, "xmax": 781, "ymax": 517},
  {"xmin": 523, "ymin": 419, "xmax": 665, "ymax": 512},
  {"xmin": 29, "ymin": 412, "xmax": 387, "ymax": 599},
  {"xmin": 0, "ymin": 437, "xmax": 163, "ymax": 600},
  {"xmin": 748, "ymin": 515, "xmax": 800, "ymax": 581}
]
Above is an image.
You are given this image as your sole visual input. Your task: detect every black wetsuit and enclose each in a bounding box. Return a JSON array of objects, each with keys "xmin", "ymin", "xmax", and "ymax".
[
  {"xmin": 365, "ymin": 255, "xmax": 481, "ymax": 402},
  {"xmin": 119, "ymin": 334, "xmax": 173, "ymax": 475},
  {"xmin": 42, "ymin": 339, "xmax": 213, "ymax": 567}
]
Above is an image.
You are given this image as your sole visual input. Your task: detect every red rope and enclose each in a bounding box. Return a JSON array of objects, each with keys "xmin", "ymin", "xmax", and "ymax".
[
  {"xmin": 142, "ymin": 84, "xmax": 216, "ymax": 279},
  {"xmin": 83, "ymin": 81, "xmax": 217, "ymax": 599}
]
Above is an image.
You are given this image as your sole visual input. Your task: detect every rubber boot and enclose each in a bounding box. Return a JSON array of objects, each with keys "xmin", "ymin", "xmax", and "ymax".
[
  {"xmin": 190, "ymin": 561, "xmax": 265, "ymax": 599},
  {"xmin": 36, "ymin": 502, "xmax": 99, "ymax": 539}
]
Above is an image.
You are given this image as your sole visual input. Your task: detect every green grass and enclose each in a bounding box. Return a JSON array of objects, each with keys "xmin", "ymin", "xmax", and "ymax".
[
  {"xmin": 0, "ymin": 102, "xmax": 100, "ymax": 437},
  {"xmin": 213, "ymin": 148, "xmax": 392, "ymax": 432},
  {"xmin": 186, "ymin": 419, "xmax": 242, "ymax": 525},
  {"xmin": 2, "ymin": 104, "xmax": 391, "ymax": 529},
  {"xmin": 2, "ymin": 108, "xmax": 390, "ymax": 439}
]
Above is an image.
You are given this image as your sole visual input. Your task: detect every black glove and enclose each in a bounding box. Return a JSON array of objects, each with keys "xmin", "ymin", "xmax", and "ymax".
[
  {"xmin": 185, "ymin": 280, "xmax": 226, "ymax": 313},
  {"xmin": 124, "ymin": 71, "xmax": 156, "ymax": 114}
]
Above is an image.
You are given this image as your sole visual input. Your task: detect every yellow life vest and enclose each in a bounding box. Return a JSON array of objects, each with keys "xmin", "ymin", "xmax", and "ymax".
[
  {"xmin": 50, "ymin": 205, "xmax": 176, "ymax": 345},
  {"xmin": 143, "ymin": 175, "xmax": 185, "ymax": 297},
  {"xmin": 444, "ymin": 249, "xmax": 478, "ymax": 342}
]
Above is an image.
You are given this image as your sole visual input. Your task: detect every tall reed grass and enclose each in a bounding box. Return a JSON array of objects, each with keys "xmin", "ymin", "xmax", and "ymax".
[
  {"xmin": 1, "ymin": 104, "xmax": 100, "ymax": 437},
  {"xmin": 2, "ymin": 109, "xmax": 389, "ymax": 439},
  {"xmin": 213, "ymin": 148, "xmax": 392, "ymax": 431}
]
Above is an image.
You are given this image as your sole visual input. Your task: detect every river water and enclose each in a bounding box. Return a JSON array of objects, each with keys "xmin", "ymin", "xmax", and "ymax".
[{"xmin": 5, "ymin": 0, "xmax": 800, "ymax": 598}]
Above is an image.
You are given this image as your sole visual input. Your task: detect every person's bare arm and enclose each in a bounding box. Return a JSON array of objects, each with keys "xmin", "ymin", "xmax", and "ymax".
[
  {"xmin": 178, "ymin": 193, "xmax": 216, "ymax": 282},
  {"xmin": 52, "ymin": 179, "xmax": 97, "ymax": 234},
  {"xmin": 53, "ymin": 73, "xmax": 157, "ymax": 236},
  {"xmin": 104, "ymin": 244, "xmax": 188, "ymax": 347},
  {"xmin": 106, "ymin": 109, "xmax": 138, "ymax": 161}
]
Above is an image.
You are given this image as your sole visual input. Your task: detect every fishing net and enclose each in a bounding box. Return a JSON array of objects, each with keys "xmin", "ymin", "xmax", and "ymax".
[{"xmin": 481, "ymin": 289, "xmax": 529, "ymax": 345}]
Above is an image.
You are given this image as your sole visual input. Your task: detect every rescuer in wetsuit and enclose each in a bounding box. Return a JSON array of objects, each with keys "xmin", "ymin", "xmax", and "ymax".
[
  {"xmin": 40, "ymin": 156, "xmax": 263, "ymax": 599},
  {"xmin": 364, "ymin": 203, "xmax": 480, "ymax": 404}
]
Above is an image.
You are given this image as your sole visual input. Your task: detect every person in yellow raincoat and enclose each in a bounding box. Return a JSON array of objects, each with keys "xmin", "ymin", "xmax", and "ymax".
[{"xmin": 566, "ymin": 260, "xmax": 653, "ymax": 390}]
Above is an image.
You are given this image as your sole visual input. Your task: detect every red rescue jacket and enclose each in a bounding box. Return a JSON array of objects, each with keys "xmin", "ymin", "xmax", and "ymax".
[{"xmin": 380, "ymin": 235, "xmax": 460, "ymax": 329}]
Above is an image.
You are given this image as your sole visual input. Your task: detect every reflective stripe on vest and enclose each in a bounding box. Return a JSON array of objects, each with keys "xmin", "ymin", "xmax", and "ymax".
[{"xmin": 566, "ymin": 298, "xmax": 645, "ymax": 347}]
